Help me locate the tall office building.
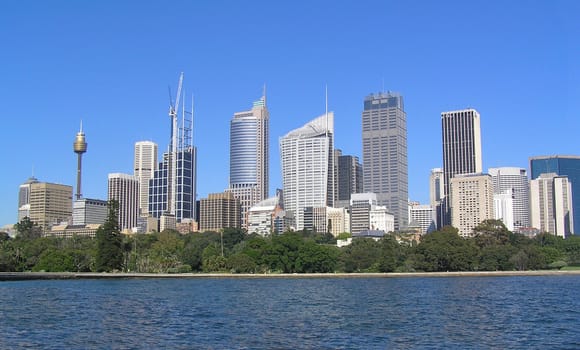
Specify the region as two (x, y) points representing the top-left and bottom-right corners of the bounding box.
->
(441, 109), (482, 226)
(449, 173), (494, 237)
(488, 167), (530, 230)
(27, 181), (73, 232)
(134, 141), (158, 216)
(430, 168), (444, 229)
(199, 192), (241, 231)
(229, 94), (269, 229)
(530, 156), (580, 235)
(17, 176), (39, 222)
(28, 182), (73, 232)
(149, 149), (197, 223)
(149, 74), (197, 225)
(530, 173), (574, 237)
(362, 92), (408, 230)
(108, 173), (139, 231)
(335, 149), (363, 207)
(280, 113), (334, 230)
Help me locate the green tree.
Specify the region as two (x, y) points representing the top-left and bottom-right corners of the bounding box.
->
(339, 238), (382, 272)
(14, 217), (41, 240)
(413, 226), (478, 272)
(227, 253), (257, 273)
(472, 219), (510, 248)
(95, 200), (123, 272)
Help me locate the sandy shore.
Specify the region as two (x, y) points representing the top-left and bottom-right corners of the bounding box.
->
(1, 270), (580, 281)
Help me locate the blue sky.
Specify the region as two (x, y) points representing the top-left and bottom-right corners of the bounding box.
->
(1, 1), (578, 227)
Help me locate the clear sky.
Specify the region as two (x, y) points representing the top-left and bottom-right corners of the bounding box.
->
(1, 1), (578, 227)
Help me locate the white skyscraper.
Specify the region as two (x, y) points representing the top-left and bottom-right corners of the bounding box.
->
(280, 112), (334, 230)
(108, 173), (139, 231)
(134, 141), (158, 216)
(488, 167), (530, 231)
(530, 173), (574, 237)
(229, 94), (269, 229)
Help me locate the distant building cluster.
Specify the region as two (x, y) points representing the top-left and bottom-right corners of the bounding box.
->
(13, 76), (580, 239)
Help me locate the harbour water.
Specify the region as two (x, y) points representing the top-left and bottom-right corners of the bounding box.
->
(1, 276), (579, 349)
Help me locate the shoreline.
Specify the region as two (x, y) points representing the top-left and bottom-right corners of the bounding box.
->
(2, 270), (580, 281)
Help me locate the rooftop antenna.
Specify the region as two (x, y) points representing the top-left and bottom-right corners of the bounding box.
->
(325, 84), (329, 137)
(263, 83), (267, 106)
(382, 77), (385, 94)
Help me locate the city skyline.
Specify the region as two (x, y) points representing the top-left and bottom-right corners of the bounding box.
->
(1, 1), (578, 227)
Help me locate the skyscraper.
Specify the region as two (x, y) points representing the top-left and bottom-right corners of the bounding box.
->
(17, 176), (39, 222)
(530, 155), (580, 235)
(280, 112), (334, 230)
(149, 148), (197, 223)
(148, 73), (197, 226)
(335, 149), (363, 206)
(362, 92), (408, 230)
(441, 108), (482, 226)
(449, 173), (494, 237)
(488, 167), (530, 231)
(430, 168), (444, 229)
(28, 181), (73, 233)
(134, 141), (158, 216)
(229, 94), (269, 229)
(530, 173), (574, 237)
(108, 173), (139, 231)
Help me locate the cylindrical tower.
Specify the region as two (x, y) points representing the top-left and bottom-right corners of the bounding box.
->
(73, 124), (88, 200)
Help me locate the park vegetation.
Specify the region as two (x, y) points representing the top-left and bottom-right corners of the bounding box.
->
(1, 218), (579, 274)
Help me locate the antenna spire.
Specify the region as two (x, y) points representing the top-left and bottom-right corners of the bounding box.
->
(263, 83), (267, 106)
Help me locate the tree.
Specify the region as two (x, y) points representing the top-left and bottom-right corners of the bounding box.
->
(14, 217), (41, 240)
(95, 200), (124, 272)
(413, 226), (478, 272)
(472, 219), (510, 248)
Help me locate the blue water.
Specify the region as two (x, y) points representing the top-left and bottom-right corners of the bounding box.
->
(1, 276), (579, 349)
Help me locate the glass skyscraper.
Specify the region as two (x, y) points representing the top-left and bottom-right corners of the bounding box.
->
(229, 95), (269, 229)
(362, 92), (408, 230)
(149, 148), (197, 223)
(530, 155), (580, 235)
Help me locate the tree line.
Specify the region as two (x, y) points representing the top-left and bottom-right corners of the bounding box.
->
(2, 212), (579, 273)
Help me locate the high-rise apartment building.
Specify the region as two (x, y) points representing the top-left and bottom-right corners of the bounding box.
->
(280, 113), (334, 230)
(488, 167), (530, 231)
(229, 95), (269, 229)
(17, 176), (39, 222)
(335, 149), (363, 207)
(199, 192), (241, 231)
(530, 173), (574, 237)
(27, 181), (73, 232)
(108, 173), (139, 231)
(449, 173), (493, 237)
(134, 141), (158, 216)
(362, 92), (408, 230)
(441, 109), (482, 227)
(530, 156), (580, 235)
